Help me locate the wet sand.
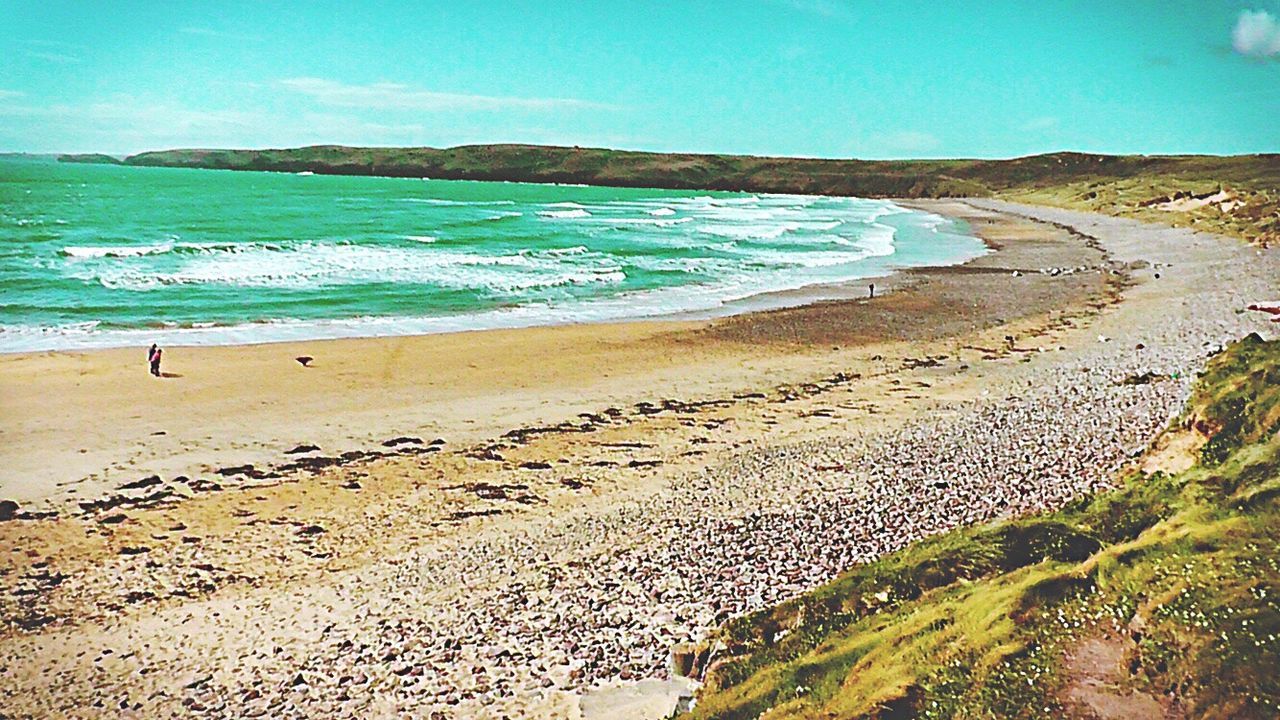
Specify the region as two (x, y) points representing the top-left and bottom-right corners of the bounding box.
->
(3, 200), (1273, 719)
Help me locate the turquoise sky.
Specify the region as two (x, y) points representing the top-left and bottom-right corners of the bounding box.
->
(1, 1), (1277, 158)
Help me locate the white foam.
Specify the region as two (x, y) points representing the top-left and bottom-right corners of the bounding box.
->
(63, 243), (174, 258)
(539, 245), (590, 257)
(851, 223), (897, 257)
(482, 211), (523, 221)
(537, 209), (591, 219)
(644, 207), (676, 216)
(400, 198), (516, 206)
(695, 224), (795, 241)
(596, 216), (693, 227)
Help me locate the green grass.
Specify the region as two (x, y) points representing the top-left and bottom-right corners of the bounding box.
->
(682, 334), (1280, 719)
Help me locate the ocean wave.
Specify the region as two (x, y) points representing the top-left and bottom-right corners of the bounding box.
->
(537, 209), (591, 219)
(63, 243), (175, 258)
(597, 216), (693, 227)
(851, 223), (898, 257)
(748, 248), (876, 268)
(499, 268), (626, 291)
(5, 184), (986, 352)
(62, 240), (288, 259)
(538, 245), (591, 257)
(72, 242), (639, 295)
(695, 224), (796, 241)
(400, 198), (516, 206)
(707, 196), (761, 206)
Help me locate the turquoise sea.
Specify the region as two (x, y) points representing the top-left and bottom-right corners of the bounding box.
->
(0, 157), (987, 352)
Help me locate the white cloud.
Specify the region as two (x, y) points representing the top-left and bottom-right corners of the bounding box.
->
(277, 77), (614, 113)
(0, 97), (438, 153)
(1232, 9), (1280, 58)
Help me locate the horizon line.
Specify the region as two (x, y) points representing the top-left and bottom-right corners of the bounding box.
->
(12, 143), (1279, 163)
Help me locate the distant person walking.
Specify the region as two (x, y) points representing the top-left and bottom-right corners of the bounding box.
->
(148, 344), (162, 377)
(868, 282), (875, 299)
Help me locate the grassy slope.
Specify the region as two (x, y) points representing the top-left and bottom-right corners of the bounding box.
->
(683, 334), (1280, 719)
(112, 146), (1280, 246)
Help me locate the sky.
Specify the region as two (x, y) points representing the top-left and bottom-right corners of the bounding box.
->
(1, 0), (1277, 158)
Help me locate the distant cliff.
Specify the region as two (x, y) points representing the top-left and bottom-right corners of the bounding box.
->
(57, 153), (122, 165)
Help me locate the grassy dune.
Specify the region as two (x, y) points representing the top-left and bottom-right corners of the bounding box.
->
(109, 145), (1280, 246)
(682, 334), (1280, 719)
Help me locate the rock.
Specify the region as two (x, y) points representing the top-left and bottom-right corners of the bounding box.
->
(382, 436), (424, 447)
(120, 475), (162, 491)
(285, 444), (321, 455)
(184, 674), (212, 689)
(669, 643), (708, 679)
(0, 499), (19, 521)
(627, 459), (663, 469)
(215, 465), (278, 480)
(297, 524), (326, 536)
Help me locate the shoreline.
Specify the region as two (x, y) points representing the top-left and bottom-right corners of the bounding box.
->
(0, 198), (984, 355)
(0, 263), (909, 355)
(3, 201), (1276, 719)
(0, 200), (1066, 511)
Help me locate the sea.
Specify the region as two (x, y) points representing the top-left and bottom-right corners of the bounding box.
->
(0, 157), (988, 352)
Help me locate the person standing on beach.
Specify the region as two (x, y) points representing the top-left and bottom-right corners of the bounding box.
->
(148, 344), (162, 377)
(869, 283), (875, 298)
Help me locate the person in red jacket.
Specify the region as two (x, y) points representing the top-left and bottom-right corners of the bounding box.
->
(148, 344), (163, 377)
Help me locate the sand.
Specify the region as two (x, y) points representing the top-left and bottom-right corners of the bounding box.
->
(0, 200), (1102, 513)
(1, 200), (1274, 719)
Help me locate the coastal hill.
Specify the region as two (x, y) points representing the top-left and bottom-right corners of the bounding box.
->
(56, 153), (122, 165)
(104, 145), (1280, 245)
(681, 334), (1280, 719)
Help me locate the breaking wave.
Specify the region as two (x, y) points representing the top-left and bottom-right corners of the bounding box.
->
(2, 167), (988, 352)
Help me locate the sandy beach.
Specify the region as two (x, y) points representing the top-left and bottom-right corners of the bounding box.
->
(0, 201), (1098, 512)
(1, 200), (1276, 719)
